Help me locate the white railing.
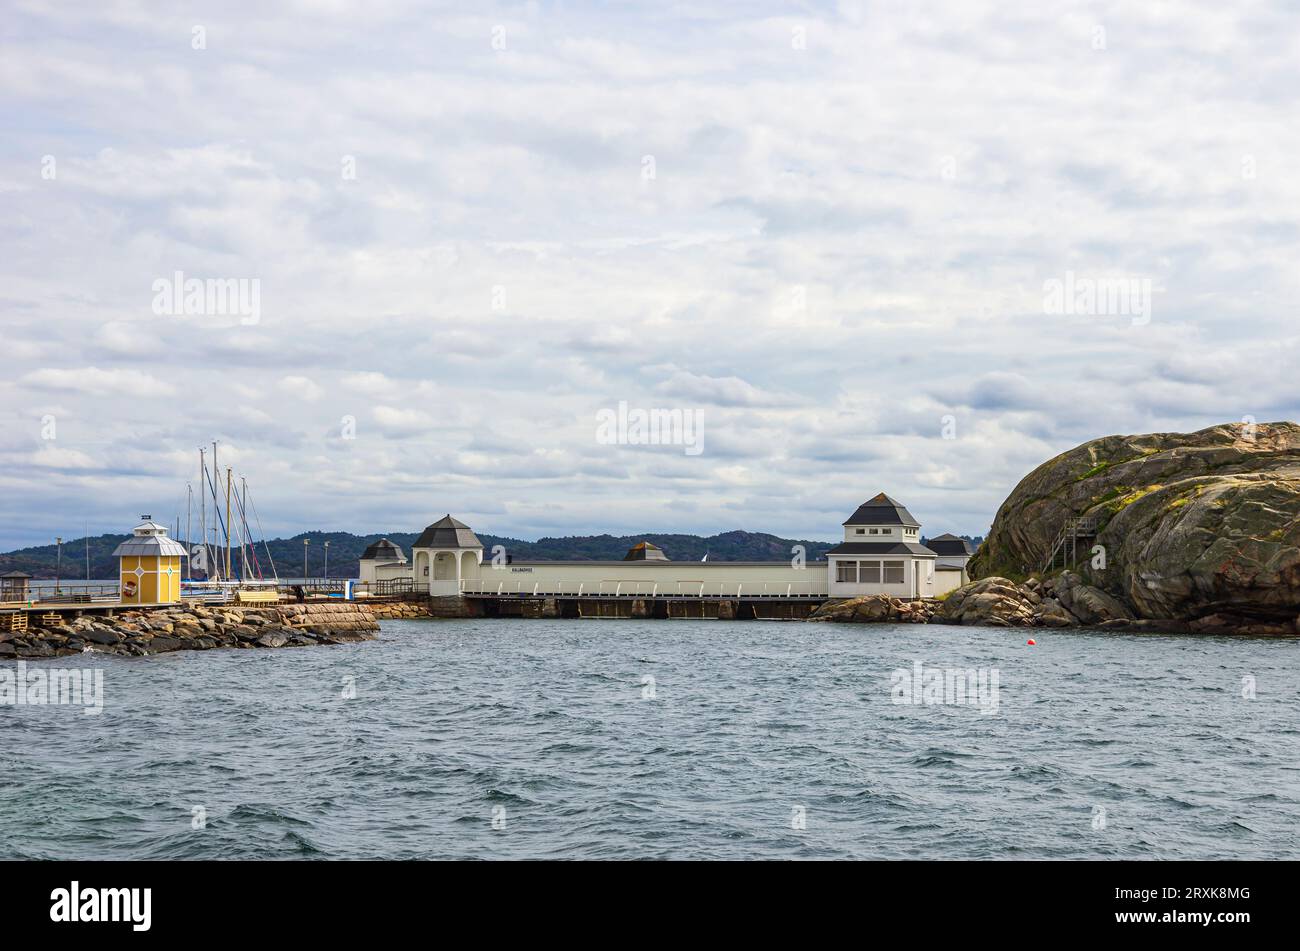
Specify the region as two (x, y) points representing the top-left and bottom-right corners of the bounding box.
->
(458, 579), (829, 598)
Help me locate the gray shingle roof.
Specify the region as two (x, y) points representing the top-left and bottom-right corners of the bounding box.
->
(825, 541), (937, 557)
(361, 538), (406, 562)
(925, 534), (974, 556)
(413, 515), (483, 550)
(842, 492), (921, 528)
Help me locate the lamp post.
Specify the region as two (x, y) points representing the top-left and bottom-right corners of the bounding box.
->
(324, 540), (330, 581)
(55, 536), (62, 599)
(303, 538), (310, 582)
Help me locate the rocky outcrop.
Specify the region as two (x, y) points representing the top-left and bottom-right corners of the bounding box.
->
(935, 572), (1134, 628)
(3, 602), (379, 660)
(809, 595), (936, 623)
(969, 421), (1300, 625)
(936, 578), (1038, 627)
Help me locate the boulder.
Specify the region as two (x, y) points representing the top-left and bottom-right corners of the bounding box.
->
(1061, 584), (1132, 625)
(1034, 597), (1078, 627)
(15, 640), (55, 658)
(936, 577), (1037, 626)
(256, 631), (289, 648)
(809, 595), (933, 623)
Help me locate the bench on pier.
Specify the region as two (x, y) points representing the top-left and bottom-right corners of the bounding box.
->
(235, 589), (281, 604)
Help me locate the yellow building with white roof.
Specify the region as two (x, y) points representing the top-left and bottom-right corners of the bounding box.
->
(112, 519), (185, 605)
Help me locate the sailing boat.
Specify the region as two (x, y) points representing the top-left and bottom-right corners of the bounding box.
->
(179, 443), (280, 603)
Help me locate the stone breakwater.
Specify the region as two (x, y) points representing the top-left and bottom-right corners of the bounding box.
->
(364, 600), (436, 620)
(0, 602), (379, 660)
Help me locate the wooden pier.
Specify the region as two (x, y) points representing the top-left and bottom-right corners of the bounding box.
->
(465, 593), (826, 621)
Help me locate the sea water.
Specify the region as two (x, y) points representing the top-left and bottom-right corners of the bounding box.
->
(1, 618), (1296, 859)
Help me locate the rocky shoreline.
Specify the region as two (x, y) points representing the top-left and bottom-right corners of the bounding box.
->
(364, 600), (436, 620)
(809, 571), (1298, 635)
(809, 596), (937, 624)
(0, 602), (380, 660)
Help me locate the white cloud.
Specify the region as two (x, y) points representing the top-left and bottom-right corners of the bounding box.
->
(28, 445), (100, 469)
(372, 405), (434, 437)
(21, 367), (177, 396)
(2, 1), (1298, 548)
(277, 376), (324, 401)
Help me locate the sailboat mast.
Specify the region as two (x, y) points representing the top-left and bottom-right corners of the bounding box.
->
(211, 441), (222, 582)
(185, 483), (192, 580)
(199, 448), (208, 581)
(241, 477), (250, 578)
(225, 466), (233, 581)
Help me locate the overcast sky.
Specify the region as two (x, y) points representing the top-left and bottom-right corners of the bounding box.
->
(2, 1), (1298, 550)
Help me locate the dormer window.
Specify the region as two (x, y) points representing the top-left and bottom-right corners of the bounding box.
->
(868, 528), (879, 535)
(855, 528), (865, 535)
(881, 528), (891, 534)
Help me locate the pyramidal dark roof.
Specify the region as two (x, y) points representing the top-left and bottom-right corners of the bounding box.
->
(926, 533), (974, 556)
(843, 493), (921, 528)
(413, 515), (483, 549)
(361, 538), (406, 562)
(623, 541), (669, 561)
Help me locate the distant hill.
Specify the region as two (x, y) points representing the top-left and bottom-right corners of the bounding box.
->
(0, 529), (983, 580)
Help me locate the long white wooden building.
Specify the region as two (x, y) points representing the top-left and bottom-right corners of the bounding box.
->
(360, 494), (972, 602)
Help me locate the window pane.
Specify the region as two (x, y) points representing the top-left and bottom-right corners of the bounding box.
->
(884, 560), (905, 584)
(860, 561), (881, 583)
(836, 561), (858, 583)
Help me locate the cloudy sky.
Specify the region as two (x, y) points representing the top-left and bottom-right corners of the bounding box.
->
(3, 1), (1298, 550)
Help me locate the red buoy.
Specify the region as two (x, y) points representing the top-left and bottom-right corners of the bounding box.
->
(1027, 638), (1036, 646)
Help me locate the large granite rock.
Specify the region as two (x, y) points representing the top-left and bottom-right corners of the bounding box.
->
(809, 595), (935, 623)
(969, 422), (1300, 623)
(936, 577), (1037, 626)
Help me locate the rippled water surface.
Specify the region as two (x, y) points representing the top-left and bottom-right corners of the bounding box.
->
(2, 618), (1297, 859)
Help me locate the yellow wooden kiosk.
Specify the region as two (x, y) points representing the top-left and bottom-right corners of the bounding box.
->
(112, 518), (185, 605)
